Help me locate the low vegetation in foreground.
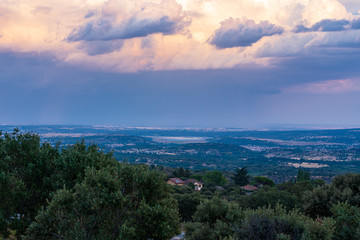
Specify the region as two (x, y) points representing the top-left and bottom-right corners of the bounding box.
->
(1, 130), (360, 239)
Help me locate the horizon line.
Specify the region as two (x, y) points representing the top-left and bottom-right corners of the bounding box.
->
(1, 123), (360, 131)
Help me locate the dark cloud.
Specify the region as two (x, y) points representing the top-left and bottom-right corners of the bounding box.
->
(68, 3), (190, 56)
(294, 18), (360, 33)
(68, 16), (190, 42)
(117, 16), (186, 38)
(311, 19), (349, 31)
(209, 18), (284, 48)
(79, 40), (124, 56)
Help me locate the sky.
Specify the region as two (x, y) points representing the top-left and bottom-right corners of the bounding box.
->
(1, 0), (360, 128)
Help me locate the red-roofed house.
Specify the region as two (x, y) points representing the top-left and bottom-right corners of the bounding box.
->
(240, 185), (258, 192)
(167, 178), (184, 186)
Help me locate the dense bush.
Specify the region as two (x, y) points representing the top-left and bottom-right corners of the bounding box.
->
(187, 200), (334, 240)
(0, 130), (180, 239)
(185, 198), (243, 240)
(25, 165), (180, 240)
(331, 202), (360, 240)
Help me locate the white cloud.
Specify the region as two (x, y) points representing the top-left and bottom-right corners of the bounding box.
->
(338, 0), (360, 13)
(255, 32), (317, 58)
(301, 0), (349, 26)
(285, 78), (360, 93)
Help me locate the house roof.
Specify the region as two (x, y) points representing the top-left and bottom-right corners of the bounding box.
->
(240, 185), (258, 191)
(168, 178), (184, 184)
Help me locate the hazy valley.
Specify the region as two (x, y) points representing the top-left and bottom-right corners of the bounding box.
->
(2, 125), (360, 183)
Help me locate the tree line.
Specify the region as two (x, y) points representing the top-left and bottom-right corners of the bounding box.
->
(2, 130), (360, 239)
(170, 166), (360, 240)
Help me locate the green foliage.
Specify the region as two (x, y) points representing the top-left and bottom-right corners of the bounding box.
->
(4, 129), (360, 239)
(185, 198), (243, 240)
(185, 168), (191, 178)
(178, 167), (185, 177)
(302, 186), (331, 218)
(203, 170), (227, 186)
(187, 200), (334, 240)
(254, 176), (275, 187)
(329, 173), (360, 207)
(192, 198), (241, 226)
(173, 185), (194, 194)
(302, 173), (360, 218)
(240, 205), (334, 240)
(331, 202), (360, 240)
(183, 171), (360, 239)
(25, 164), (180, 240)
(301, 217), (334, 240)
(297, 169), (310, 182)
(190, 174), (203, 181)
(0, 130), (59, 237)
(232, 167), (250, 186)
(52, 141), (117, 190)
(174, 192), (202, 222)
(240, 205), (305, 240)
(311, 179), (325, 187)
(241, 186), (299, 210)
(221, 186), (246, 202)
(277, 180), (314, 200)
(185, 222), (217, 240)
(276, 233), (291, 240)
(172, 167), (191, 178)
(0, 130), (181, 239)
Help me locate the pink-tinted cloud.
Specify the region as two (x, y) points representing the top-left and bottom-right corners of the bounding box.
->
(294, 19), (351, 32)
(0, 0), (357, 73)
(285, 79), (360, 94)
(294, 17), (360, 32)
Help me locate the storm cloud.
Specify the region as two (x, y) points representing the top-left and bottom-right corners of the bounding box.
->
(67, 0), (190, 42)
(209, 18), (284, 48)
(295, 19), (350, 32)
(68, 16), (190, 42)
(295, 18), (360, 33)
(79, 40), (124, 56)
